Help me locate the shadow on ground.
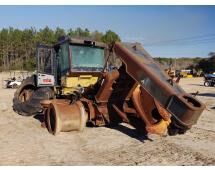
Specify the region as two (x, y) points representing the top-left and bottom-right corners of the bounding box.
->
(196, 93), (215, 97)
(108, 124), (153, 143)
(211, 106), (215, 110)
(33, 114), (44, 123)
(189, 84), (204, 87)
(34, 113), (152, 142)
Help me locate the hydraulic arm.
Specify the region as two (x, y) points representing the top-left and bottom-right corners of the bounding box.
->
(113, 42), (205, 134)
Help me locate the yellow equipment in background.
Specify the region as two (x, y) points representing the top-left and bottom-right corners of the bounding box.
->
(180, 69), (193, 78)
(187, 74), (193, 78)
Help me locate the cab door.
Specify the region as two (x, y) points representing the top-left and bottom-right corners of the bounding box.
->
(36, 45), (55, 87)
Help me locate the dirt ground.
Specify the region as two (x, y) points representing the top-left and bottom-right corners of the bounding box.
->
(0, 72), (215, 165)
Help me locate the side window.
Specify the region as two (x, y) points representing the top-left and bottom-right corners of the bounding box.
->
(59, 43), (70, 74)
(37, 46), (53, 74)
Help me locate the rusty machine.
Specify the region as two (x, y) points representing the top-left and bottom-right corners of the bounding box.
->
(13, 37), (205, 136)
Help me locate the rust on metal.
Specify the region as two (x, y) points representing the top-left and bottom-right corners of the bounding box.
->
(19, 89), (33, 102)
(44, 99), (88, 135)
(131, 86), (171, 135)
(95, 70), (119, 103)
(154, 99), (171, 121)
(132, 86), (156, 126)
(113, 42), (205, 131)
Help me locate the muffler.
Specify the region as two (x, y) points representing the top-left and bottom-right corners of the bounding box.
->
(42, 99), (88, 135)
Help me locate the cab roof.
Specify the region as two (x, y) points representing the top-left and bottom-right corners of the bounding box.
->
(54, 36), (107, 49)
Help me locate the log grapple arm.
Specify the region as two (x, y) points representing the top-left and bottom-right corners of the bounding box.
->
(113, 42), (205, 134)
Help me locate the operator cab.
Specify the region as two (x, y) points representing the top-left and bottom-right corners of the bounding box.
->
(56, 38), (106, 75)
(36, 36), (107, 95)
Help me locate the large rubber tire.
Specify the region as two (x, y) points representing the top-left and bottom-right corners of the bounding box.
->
(13, 75), (54, 116)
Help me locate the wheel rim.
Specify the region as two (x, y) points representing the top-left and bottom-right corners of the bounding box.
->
(19, 89), (34, 102)
(12, 84), (18, 88)
(205, 82), (209, 86)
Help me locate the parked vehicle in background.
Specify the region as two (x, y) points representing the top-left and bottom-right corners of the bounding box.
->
(3, 77), (22, 88)
(180, 69), (193, 78)
(195, 70), (204, 77)
(204, 74), (215, 87)
(1, 71), (32, 89)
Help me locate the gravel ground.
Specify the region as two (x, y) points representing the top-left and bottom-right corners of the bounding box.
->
(0, 72), (214, 165)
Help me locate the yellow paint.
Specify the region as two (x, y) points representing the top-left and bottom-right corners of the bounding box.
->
(62, 87), (78, 95)
(146, 119), (171, 136)
(61, 75), (99, 95)
(180, 72), (187, 78)
(187, 74), (193, 78)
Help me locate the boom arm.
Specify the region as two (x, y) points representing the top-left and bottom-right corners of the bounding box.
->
(113, 42), (205, 131)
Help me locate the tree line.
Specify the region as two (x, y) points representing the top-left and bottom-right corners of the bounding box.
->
(196, 54), (215, 74)
(0, 26), (214, 74)
(155, 55), (215, 74)
(0, 27), (121, 71)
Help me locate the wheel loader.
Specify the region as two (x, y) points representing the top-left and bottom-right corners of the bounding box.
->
(13, 36), (205, 136)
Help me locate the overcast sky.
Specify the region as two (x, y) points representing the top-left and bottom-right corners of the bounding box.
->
(0, 5), (214, 57)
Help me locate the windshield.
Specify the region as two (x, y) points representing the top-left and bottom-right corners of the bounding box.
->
(70, 45), (105, 71)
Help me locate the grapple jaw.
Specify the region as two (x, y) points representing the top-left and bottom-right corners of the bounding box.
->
(166, 94), (205, 135)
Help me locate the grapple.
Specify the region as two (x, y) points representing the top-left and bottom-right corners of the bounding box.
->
(114, 42), (205, 133)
